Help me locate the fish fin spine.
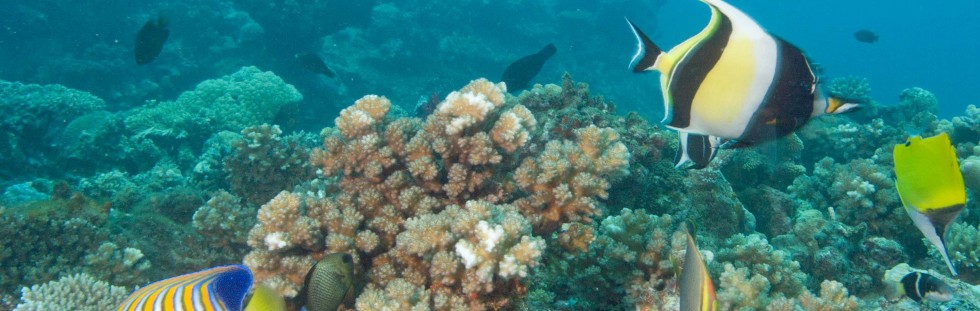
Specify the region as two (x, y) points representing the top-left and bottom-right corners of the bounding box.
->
(626, 18), (663, 73)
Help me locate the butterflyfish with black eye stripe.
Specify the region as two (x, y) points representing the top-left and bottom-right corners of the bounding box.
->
(680, 231), (718, 311)
(116, 264), (285, 311)
(627, 0), (859, 169)
(893, 132), (966, 276)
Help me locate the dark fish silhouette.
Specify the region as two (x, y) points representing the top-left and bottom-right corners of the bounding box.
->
(853, 30), (878, 43)
(295, 52), (336, 77)
(501, 43), (556, 91)
(134, 16), (169, 65)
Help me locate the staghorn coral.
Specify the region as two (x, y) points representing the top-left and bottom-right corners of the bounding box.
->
(224, 124), (315, 205)
(13, 273), (128, 311)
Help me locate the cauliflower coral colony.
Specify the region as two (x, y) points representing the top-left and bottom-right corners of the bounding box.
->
(3, 69), (980, 310)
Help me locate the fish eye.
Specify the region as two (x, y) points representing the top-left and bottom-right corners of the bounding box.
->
(342, 254), (352, 263)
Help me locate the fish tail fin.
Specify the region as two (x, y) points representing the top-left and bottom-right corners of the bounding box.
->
(937, 234), (958, 276)
(675, 132), (719, 169)
(626, 18), (662, 73)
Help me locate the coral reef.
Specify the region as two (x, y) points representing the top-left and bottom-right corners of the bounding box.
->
(224, 124), (316, 205)
(713, 233), (807, 309)
(12, 273), (128, 311)
(826, 76), (872, 104)
(0, 80), (106, 180)
(124, 66), (302, 166)
(244, 79), (627, 309)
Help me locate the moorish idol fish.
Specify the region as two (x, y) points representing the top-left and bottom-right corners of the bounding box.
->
(501, 43), (557, 92)
(676, 132), (721, 169)
(900, 271), (954, 302)
(627, 0), (859, 168)
(893, 132), (966, 276)
(295, 52), (336, 77)
(135, 15), (170, 65)
(680, 231), (718, 311)
(296, 253), (355, 311)
(116, 264), (285, 311)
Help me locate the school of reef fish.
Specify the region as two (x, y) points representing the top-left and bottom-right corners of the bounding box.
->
(1, 0), (980, 310)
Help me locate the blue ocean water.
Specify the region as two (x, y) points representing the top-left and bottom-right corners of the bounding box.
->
(1, 0), (979, 310)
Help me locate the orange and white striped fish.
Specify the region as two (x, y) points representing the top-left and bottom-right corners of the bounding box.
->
(117, 265), (252, 311)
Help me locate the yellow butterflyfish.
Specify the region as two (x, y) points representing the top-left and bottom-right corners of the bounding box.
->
(893, 132), (966, 276)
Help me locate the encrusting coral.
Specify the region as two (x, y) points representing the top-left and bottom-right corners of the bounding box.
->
(244, 78), (628, 309)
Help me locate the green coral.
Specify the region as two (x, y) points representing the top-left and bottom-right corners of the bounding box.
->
(826, 76), (872, 104)
(0, 80), (107, 178)
(224, 124), (316, 205)
(942, 222), (980, 277)
(124, 66), (302, 143)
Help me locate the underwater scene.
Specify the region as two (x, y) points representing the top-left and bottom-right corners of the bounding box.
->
(2, 0), (979, 310)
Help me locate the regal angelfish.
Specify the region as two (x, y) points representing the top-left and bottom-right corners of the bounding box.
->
(627, 0), (859, 169)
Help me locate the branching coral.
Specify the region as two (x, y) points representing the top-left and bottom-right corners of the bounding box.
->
(713, 233), (807, 308)
(224, 124), (315, 205)
(245, 78), (627, 310)
(192, 190), (256, 263)
(13, 273), (128, 311)
(513, 125), (629, 234)
(941, 222), (980, 277)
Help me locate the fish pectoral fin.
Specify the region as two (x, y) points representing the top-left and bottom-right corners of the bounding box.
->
(626, 18), (663, 73)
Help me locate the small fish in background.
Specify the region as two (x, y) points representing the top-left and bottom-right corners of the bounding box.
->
(853, 29), (879, 43)
(501, 43), (557, 92)
(893, 132), (966, 276)
(296, 253), (355, 311)
(116, 264), (285, 311)
(627, 0), (860, 169)
(680, 229), (718, 311)
(295, 52), (336, 77)
(134, 15), (170, 65)
(900, 272), (954, 302)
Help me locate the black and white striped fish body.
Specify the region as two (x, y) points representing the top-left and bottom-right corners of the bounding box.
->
(628, 0), (858, 148)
